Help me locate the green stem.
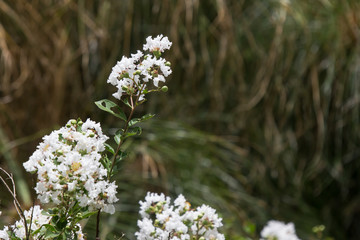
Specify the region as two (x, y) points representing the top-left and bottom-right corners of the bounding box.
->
(108, 83), (146, 179)
(97, 85), (145, 239)
(108, 95), (135, 178)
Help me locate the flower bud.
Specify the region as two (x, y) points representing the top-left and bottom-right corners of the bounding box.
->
(153, 50), (161, 58)
(165, 61), (171, 67)
(147, 206), (155, 213)
(156, 204), (162, 211)
(154, 219), (160, 227)
(151, 70), (158, 77)
(161, 86), (168, 92)
(122, 72), (130, 78)
(134, 70), (142, 75)
(70, 119), (77, 125)
(198, 212), (204, 219)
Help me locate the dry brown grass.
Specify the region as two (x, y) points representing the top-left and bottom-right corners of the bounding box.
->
(1, 0), (360, 239)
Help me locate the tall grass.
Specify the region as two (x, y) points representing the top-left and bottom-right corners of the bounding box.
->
(0, 0), (359, 239)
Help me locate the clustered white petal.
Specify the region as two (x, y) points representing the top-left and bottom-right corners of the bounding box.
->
(260, 220), (301, 240)
(0, 205), (50, 239)
(0, 205), (85, 240)
(135, 192), (225, 240)
(107, 35), (172, 100)
(0, 226), (9, 240)
(23, 119), (118, 214)
(143, 34), (172, 53)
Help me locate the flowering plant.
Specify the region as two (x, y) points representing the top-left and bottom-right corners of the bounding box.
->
(1, 35), (222, 240)
(23, 118), (117, 214)
(136, 192), (225, 240)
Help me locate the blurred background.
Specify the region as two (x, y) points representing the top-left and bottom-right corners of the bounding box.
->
(0, 0), (359, 239)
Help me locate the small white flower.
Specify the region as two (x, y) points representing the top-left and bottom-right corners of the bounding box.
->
(197, 205), (223, 229)
(107, 35), (172, 100)
(135, 218), (156, 240)
(23, 119), (118, 214)
(0, 225), (9, 240)
(261, 220), (301, 240)
(0, 206), (51, 239)
(136, 192), (225, 240)
(143, 34), (172, 53)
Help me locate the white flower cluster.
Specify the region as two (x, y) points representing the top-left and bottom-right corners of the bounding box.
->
(107, 35), (172, 101)
(135, 192), (225, 240)
(23, 119), (118, 214)
(260, 220), (301, 240)
(0, 205), (84, 240)
(0, 205), (49, 240)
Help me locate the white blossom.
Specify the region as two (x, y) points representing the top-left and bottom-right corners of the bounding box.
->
(0, 226), (9, 240)
(261, 220), (301, 240)
(135, 192), (225, 240)
(107, 35), (172, 100)
(0, 206), (79, 240)
(23, 119), (118, 214)
(0, 205), (86, 240)
(143, 34), (172, 53)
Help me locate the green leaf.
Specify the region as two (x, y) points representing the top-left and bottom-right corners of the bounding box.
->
(104, 143), (115, 154)
(113, 127), (141, 143)
(80, 210), (97, 219)
(55, 217), (67, 230)
(95, 99), (127, 121)
(136, 98), (147, 106)
(121, 98), (132, 108)
(115, 151), (127, 164)
(129, 113), (155, 127)
(114, 129), (122, 145)
(123, 127), (142, 139)
(100, 155), (111, 170)
(41, 224), (59, 239)
(60, 232), (67, 240)
(110, 151), (128, 176)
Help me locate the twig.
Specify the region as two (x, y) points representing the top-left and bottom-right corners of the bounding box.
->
(95, 209), (101, 240)
(0, 167), (29, 239)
